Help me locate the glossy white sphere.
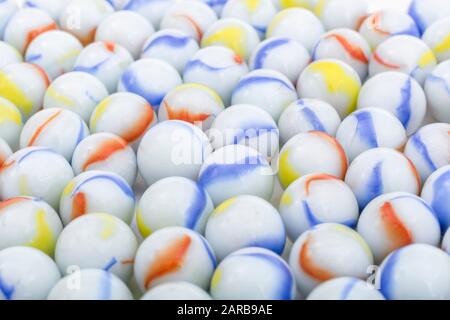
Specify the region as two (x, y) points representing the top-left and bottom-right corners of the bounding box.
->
(221, 0), (277, 39)
(312, 28), (371, 80)
(0, 147), (74, 208)
(421, 165), (450, 232)
(160, 1), (218, 43)
(137, 120), (212, 186)
(345, 148), (421, 210)
(136, 176), (213, 237)
(24, 0), (70, 20)
(134, 226), (216, 291)
(277, 131), (348, 189)
(59, 0), (114, 46)
(210, 247), (295, 300)
(4, 8), (57, 54)
(198, 144), (274, 206)
(117, 58), (182, 110)
(183, 46), (249, 106)
(357, 71), (426, 135)
(278, 99), (341, 145)
(43, 72), (109, 123)
(307, 277), (385, 300)
(289, 223), (373, 297)
(59, 171), (135, 225)
(47, 269), (133, 300)
(73, 41), (134, 93)
(0, 246), (60, 300)
(369, 35), (437, 86)
(25, 30), (83, 80)
(0, 197), (63, 256)
(90, 92), (157, 146)
(0, 0), (18, 40)
(205, 195), (286, 261)
(55, 213), (138, 282)
(0, 62), (50, 121)
(297, 59), (361, 119)
(358, 10), (419, 49)
(141, 29), (199, 73)
(357, 192), (441, 263)
(230, 69), (297, 121)
(141, 282), (212, 300)
(122, 0), (174, 27)
(422, 17), (450, 62)
(336, 108), (407, 162)
(0, 138), (12, 166)
(279, 173), (359, 242)
(376, 244), (450, 300)
(209, 104), (279, 159)
(71, 133), (137, 186)
(317, 0), (367, 31)
(0, 41), (22, 69)
(159, 83), (224, 130)
(201, 18), (260, 61)
(249, 37), (310, 84)
(266, 8), (325, 53)
(95, 10), (154, 59)
(404, 123), (450, 182)
(20, 108), (89, 161)
(0, 97), (23, 151)
(424, 60), (450, 122)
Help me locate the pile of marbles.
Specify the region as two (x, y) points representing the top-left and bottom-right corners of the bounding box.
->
(0, 0), (449, 300)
